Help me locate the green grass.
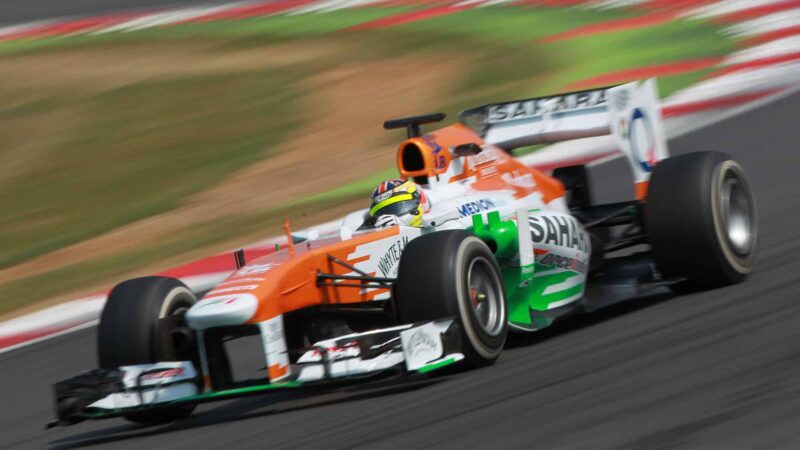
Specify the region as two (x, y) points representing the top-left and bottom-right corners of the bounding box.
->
(0, 5), (737, 314)
(0, 175), (375, 315)
(0, 69), (302, 269)
(395, 7), (735, 98)
(546, 18), (735, 95)
(398, 6), (634, 43)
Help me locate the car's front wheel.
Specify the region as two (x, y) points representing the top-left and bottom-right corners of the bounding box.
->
(97, 276), (202, 424)
(394, 230), (508, 367)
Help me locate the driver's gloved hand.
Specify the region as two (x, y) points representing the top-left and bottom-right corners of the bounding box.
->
(375, 215), (401, 228)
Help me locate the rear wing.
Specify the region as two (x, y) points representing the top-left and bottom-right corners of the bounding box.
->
(459, 79), (668, 193)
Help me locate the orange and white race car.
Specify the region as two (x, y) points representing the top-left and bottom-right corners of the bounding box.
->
(50, 80), (757, 427)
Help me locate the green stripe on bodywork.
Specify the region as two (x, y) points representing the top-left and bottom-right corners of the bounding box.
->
(468, 211), (586, 330)
(176, 380), (303, 403)
(417, 357), (458, 374)
(504, 263), (584, 328)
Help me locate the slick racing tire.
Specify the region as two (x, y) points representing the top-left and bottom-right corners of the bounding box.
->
(646, 151), (757, 288)
(98, 276), (201, 424)
(395, 230), (508, 367)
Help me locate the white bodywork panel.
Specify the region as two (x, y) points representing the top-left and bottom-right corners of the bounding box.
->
(88, 361), (198, 410)
(461, 79), (669, 183)
(259, 315), (292, 382)
(295, 319), (462, 382)
(400, 320), (450, 371)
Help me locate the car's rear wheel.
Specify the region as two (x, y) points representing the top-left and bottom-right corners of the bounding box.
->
(646, 151), (757, 288)
(98, 276), (202, 424)
(394, 230), (508, 367)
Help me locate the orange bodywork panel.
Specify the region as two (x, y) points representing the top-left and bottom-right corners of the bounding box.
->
(634, 180), (649, 200)
(204, 227), (401, 323)
(397, 124), (564, 203)
(397, 124), (480, 179)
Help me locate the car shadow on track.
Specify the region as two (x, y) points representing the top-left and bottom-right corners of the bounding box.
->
(48, 292), (675, 449)
(47, 376), (448, 449)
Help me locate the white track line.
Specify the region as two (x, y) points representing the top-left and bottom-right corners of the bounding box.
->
(688, 0), (792, 19)
(478, 0), (518, 7)
(0, 320), (99, 355)
(588, 1), (651, 10)
(666, 82), (800, 141)
(668, 63), (800, 105)
(321, 0), (390, 13)
(0, 295), (106, 337)
(724, 9), (800, 37)
(97, 5), (235, 33)
(725, 35), (800, 64)
(288, 0), (358, 15)
(454, 0), (491, 7)
(0, 20), (56, 37)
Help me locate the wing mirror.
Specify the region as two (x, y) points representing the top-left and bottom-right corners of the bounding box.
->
(451, 143), (482, 157)
(423, 208), (462, 229)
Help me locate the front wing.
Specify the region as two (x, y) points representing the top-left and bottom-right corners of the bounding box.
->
(49, 319), (462, 427)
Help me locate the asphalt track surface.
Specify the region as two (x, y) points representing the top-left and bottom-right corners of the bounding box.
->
(0, 0), (243, 25)
(2, 92), (800, 449)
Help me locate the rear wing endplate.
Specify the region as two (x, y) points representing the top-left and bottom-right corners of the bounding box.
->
(459, 79), (668, 190)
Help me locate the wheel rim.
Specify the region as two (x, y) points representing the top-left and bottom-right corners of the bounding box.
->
(720, 169), (755, 257)
(466, 257), (505, 337)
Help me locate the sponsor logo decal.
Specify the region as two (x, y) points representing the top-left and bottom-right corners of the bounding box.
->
(400, 323), (445, 370)
(310, 342), (360, 361)
(528, 214), (589, 254)
(376, 236), (410, 277)
(539, 253), (587, 273)
(480, 166), (498, 177)
(501, 172), (536, 189)
(468, 146), (499, 166)
(141, 367), (185, 381)
(487, 90), (607, 123)
(197, 295), (247, 308)
(407, 329), (438, 357)
(423, 135), (446, 170)
(627, 107), (657, 172)
(374, 191), (393, 202)
(206, 285), (258, 296)
(198, 298), (228, 309)
(457, 198), (497, 217)
(611, 89), (630, 111)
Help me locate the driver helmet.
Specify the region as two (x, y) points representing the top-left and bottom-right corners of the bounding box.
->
(367, 179), (430, 228)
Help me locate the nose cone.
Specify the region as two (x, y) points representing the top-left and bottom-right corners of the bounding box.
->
(185, 294), (258, 330)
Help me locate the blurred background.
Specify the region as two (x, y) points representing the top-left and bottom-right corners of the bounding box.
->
(3, 1), (800, 449)
(0, 0), (751, 317)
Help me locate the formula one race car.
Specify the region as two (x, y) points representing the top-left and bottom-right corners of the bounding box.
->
(49, 79), (757, 427)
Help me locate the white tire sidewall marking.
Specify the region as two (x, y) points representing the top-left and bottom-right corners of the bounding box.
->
(710, 160), (756, 274)
(454, 236), (506, 360)
(158, 286), (197, 319)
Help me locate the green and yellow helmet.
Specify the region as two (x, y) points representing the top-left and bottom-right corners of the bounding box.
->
(367, 179), (429, 228)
